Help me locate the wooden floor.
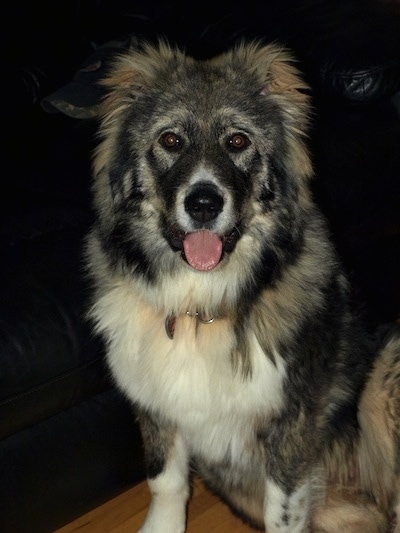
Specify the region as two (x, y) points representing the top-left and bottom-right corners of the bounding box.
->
(55, 477), (256, 533)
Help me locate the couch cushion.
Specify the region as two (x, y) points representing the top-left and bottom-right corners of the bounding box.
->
(0, 389), (145, 533)
(0, 225), (111, 439)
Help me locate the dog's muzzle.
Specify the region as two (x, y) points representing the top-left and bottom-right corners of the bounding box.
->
(167, 183), (241, 272)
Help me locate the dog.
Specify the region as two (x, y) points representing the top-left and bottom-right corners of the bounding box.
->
(85, 41), (400, 532)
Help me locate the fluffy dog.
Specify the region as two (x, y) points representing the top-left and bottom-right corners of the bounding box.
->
(86, 41), (400, 532)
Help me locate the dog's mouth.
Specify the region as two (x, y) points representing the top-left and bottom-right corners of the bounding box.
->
(167, 226), (241, 271)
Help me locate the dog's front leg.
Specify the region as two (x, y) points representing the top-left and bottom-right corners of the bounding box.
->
(138, 413), (190, 533)
(263, 475), (312, 533)
(261, 416), (317, 533)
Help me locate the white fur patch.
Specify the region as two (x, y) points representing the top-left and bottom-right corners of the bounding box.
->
(140, 434), (189, 533)
(264, 477), (311, 532)
(91, 276), (287, 467)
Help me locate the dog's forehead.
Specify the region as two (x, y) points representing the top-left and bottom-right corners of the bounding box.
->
(200, 60), (250, 84)
(148, 63), (267, 133)
(171, 61), (255, 101)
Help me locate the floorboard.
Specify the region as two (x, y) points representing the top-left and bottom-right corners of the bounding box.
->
(55, 478), (256, 532)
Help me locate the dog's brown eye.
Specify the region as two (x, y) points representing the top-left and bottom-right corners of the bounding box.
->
(160, 132), (182, 151)
(227, 133), (250, 151)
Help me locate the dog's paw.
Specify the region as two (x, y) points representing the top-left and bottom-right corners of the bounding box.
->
(138, 499), (186, 533)
(138, 515), (186, 533)
(264, 478), (311, 533)
(138, 521), (185, 533)
(138, 520), (185, 533)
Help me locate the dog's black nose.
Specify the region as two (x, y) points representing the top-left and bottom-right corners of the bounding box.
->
(184, 185), (224, 223)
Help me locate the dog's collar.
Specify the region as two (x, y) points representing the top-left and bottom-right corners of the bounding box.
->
(165, 311), (216, 339)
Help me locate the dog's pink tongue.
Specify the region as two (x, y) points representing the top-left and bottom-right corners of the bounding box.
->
(183, 231), (223, 271)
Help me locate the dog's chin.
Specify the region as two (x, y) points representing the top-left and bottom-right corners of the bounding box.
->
(166, 225), (242, 272)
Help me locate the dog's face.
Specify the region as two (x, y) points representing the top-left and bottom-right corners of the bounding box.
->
(91, 42), (313, 300)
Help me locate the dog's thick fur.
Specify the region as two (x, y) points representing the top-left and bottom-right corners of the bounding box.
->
(86, 41), (400, 532)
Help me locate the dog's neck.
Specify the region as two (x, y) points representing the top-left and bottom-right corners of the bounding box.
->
(165, 311), (217, 339)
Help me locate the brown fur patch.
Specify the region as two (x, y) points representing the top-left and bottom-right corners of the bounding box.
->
(358, 335), (400, 513)
(312, 487), (388, 532)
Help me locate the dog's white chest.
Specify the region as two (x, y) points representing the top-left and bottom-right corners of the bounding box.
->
(103, 297), (287, 443)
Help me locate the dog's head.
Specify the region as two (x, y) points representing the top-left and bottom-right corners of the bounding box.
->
(91, 41), (314, 300)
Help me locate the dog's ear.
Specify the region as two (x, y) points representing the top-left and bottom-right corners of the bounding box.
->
(254, 43), (310, 105)
(253, 43), (313, 181)
(99, 41), (186, 116)
(212, 42), (309, 105)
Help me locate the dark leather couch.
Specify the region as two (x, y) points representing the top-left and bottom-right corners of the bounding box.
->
(1, 1), (400, 532)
